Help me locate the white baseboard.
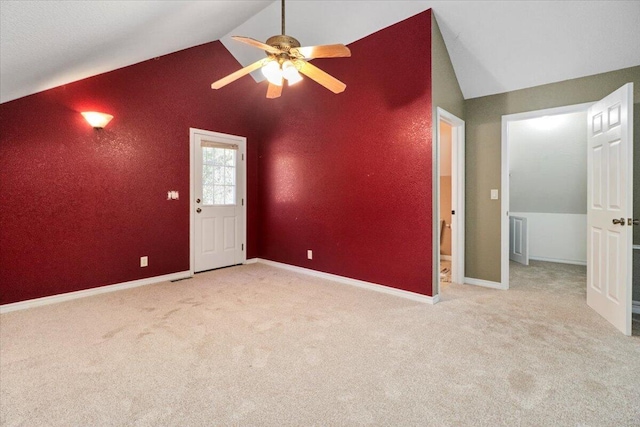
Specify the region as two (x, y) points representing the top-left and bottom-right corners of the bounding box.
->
(464, 277), (508, 290)
(440, 255), (452, 261)
(255, 258), (438, 304)
(528, 256), (586, 266)
(633, 301), (640, 315)
(0, 271), (191, 314)
(244, 258), (258, 264)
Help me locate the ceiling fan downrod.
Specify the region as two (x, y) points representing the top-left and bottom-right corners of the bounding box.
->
(281, 0), (286, 35)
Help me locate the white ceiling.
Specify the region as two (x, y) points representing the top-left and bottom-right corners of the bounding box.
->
(2, 1), (639, 104)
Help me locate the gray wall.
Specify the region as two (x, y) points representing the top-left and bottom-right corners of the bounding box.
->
(509, 111), (587, 214)
(464, 65), (640, 284)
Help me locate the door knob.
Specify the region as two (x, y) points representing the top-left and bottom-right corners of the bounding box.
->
(629, 218), (640, 226)
(196, 208), (202, 214)
(612, 218), (625, 225)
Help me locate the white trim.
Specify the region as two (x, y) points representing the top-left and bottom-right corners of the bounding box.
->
(464, 277), (508, 290)
(255, 259), (438, 304)
(189, 128), (247, 276)
(501, 102), (594, 290)
(244, 258), (258, 264)
(435, 108), (465, 298)
(633, 301), (640, 315)
(528, 256), (587, 266)
(0, 271), (191, 314)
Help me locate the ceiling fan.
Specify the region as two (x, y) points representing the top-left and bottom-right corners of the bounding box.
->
(211, 0), (351, 99)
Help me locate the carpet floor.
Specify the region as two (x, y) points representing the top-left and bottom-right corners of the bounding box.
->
(1, 261), (639, 426)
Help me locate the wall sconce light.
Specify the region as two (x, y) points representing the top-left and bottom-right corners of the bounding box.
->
(81, 111), (113, 129)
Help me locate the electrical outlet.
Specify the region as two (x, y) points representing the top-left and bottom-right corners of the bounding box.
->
(307, 250), (313, 260)
(491, 189), (499, 200)
(140, 256), (148, 267)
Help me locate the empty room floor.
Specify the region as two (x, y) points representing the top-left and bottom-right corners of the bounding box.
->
(1, 261), (639, 426)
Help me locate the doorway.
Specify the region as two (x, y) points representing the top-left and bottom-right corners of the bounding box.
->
(190, 128), (247, 274)
(434, 108), (465, 297)
(501, 102), (593, 289)
(501, 83), (635, 335)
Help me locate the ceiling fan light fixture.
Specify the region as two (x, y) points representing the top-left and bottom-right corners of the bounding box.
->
(282, 60), (302, 85)
(261, 61), (283, 86)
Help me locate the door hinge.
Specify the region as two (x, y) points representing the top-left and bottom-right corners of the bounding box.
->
(242, 153), (244, 161)
(242, 198), (244, 206)
(241, 244), (244, 251)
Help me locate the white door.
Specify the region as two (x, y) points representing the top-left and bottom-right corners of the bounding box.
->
(509, 216), (529, 265)
(192, 130), (246, 273)
(586, 83), (633, 335)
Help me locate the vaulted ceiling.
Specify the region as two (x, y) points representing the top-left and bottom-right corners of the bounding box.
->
(1, 1), (639, 104)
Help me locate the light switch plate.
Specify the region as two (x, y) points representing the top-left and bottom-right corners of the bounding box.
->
(491, 189), (499, 200)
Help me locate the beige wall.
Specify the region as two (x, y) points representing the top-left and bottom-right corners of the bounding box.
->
(464, 66), (640, 284)
(431, 11), (465, 289)
(431, 12), (464, 119)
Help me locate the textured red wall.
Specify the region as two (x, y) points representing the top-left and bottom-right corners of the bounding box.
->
(1, 9), (434, 304)
(0, 41), (264, 304)
(256, 11), (434, 295)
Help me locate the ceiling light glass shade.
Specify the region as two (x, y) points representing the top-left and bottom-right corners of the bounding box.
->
(282, 60), (302, 85)
(261, 61), (283, 86)
(81, 111), (113, 129)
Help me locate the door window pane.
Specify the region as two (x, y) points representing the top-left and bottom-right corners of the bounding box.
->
(202, 147), (236, 205)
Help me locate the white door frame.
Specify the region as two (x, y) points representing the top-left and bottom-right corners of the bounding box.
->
(500, 102), (594, 289)
(189, 128), (247, 276)
(434, 108), (465, 297)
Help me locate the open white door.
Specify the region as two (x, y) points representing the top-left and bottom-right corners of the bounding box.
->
(509, 216), (529, 265)
(586, 83), (633, 335)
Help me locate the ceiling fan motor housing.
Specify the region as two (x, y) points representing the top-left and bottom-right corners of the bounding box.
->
(266, 35), (301, 53)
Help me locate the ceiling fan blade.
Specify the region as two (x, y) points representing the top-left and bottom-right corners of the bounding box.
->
(290, 44), (351, 59)
(266, 82), (283, 99)
(211, 58), (270, 90)
(297, 61), (346, 94)
(232, 36), (283, 54)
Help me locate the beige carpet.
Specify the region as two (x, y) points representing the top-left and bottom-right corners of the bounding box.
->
(1, 261), (639, 426)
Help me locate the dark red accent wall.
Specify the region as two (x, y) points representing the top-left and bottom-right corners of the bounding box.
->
(256, 11), (434, 295)
(0, 42), (265, 304)
(0, 9), (435, 305)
